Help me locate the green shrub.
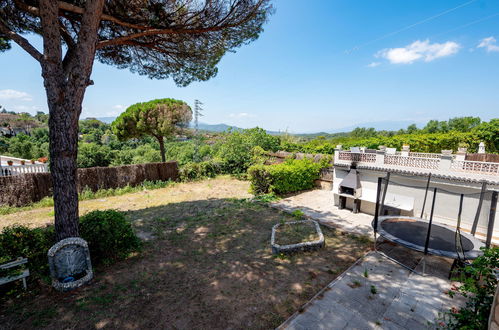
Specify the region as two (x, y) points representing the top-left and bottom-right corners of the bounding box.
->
(79, 210), (141, 264)
(0, 210), (141, 287)
(441, 247), (499, 329)
(0, 226), (54, 280)
(179, 161), (222, 181)
(248, 158), (325, 195)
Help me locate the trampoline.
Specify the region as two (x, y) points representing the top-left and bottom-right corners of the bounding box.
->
(374, 216), (484, 260)
(371, 174), (498, 274)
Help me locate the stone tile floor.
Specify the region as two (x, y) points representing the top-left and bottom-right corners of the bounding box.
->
(279, 249), (465, 330)
(273, 190), (467, 329)
(271, 190), (374, 236)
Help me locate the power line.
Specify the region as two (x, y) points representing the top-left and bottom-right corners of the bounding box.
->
(431, 11), (499, 39)
(345, 0), (478, 54)
(194, 99), (204, 163)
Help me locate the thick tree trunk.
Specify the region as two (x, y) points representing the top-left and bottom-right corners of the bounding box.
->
(158, 136), (166, 162)
(38, 0), (105, 242)
(48, 99), (81, 241)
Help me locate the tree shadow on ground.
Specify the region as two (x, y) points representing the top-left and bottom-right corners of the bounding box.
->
(1, 198), (372, 330)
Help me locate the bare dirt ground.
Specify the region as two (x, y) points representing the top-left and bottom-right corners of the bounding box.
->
(0, 179), (371, 329)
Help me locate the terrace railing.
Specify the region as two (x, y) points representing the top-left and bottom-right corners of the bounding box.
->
(338, 151), (376, 163)
(0, 164), (49, 177)
(335, 150), (498, 176)
(451, 160), (499, 175)
(384, 154), (440, 170)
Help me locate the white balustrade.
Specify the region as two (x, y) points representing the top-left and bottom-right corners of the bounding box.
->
(0, 164), (49, 177)
(337, 149), (498, 177)
(451, 160), (499, 175)
(384, 155), (440, 170)
(337, 151), (376, 163)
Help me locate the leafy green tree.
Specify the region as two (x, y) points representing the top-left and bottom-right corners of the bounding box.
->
(215, 127), (280, 173)
(423, 120), (449, 133)
(6, 133), (34, 159)
(0, 37), (10, 51)
(112, 99), (192, 162)
(473, 119), (499, 153)
(448, 116), (481, 132)
(406, 124), (419, 134)
(34, 111), (49, 124)
(350, 127), (377, 138)
(31, 128), (49, 143)
(77, 143), (112, 168)
(0, 0), (271, 240)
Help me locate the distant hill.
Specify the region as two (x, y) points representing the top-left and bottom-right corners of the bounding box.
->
(326, 120), (420, 134)
(93, 117), (117, 124)
(193, 122), (243, 132)
(93, 118), (245, 132)
(89, 118), (421, 135)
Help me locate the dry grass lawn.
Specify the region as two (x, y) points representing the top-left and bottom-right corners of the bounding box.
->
(0, 176), (252, 231)
(0, 177), (371, 329)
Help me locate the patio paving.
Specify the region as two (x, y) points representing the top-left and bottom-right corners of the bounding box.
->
(279, 249), (466, 330)
(271, 189), (374, 236)
(273, 189), (467, 329)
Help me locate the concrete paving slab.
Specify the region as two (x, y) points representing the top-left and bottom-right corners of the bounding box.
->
(279, 252), (465, 330)
(271, 190), (373, 236)
(274, 189), (468, 330)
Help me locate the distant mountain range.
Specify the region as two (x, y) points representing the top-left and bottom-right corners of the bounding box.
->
(93, 117), (117, 124)
(326, 120), (420, 133)
(92, 117), (420, 135)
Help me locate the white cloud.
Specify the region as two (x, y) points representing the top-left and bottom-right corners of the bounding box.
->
(367, 62), (381, 68)
(0, 89), (32, 101)
(477, 37), (499, 52)
(377, 39), (460, 64)
(229, 112), (254, 119)
(113, 104), (126, 110)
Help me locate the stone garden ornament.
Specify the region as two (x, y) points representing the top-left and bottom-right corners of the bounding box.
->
(48, 237), (93, 292)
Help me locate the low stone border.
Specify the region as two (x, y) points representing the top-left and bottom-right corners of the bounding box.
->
(271, 220), (325, 254)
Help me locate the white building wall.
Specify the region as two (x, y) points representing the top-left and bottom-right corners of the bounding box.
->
(333, 167), (499, 241)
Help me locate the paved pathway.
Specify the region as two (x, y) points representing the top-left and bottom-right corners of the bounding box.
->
(273, 189), (466, 329)
(279, 250), (465, 330)
(271, 190), (373, 236)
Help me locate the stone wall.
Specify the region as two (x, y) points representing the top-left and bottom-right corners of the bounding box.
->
(0, 162), (179, 207)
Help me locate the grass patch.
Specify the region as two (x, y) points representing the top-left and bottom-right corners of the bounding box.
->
(275, 221), (319, 246)
(1, 195), (370, 329)
(0, 180), (174, 216)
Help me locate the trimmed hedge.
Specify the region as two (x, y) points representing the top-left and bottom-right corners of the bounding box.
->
(248, 158), (326, 195)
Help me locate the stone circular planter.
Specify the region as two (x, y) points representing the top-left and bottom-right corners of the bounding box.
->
(271, 220), (325, 254)
(47, 237), (93, 292)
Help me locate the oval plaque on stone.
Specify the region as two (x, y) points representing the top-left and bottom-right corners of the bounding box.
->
(47, 237), (93, 292)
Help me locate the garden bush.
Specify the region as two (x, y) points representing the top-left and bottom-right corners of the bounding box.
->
(179, 160), (223, 181)
(0, 210), (141, 285)
(79, 210), (141, 264)
(0, 225), (54, 280)
(248, 158), (326, 195)
(441, 247), (499, 329)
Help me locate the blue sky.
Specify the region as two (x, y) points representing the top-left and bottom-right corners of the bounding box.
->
(1, 0), (498, 133)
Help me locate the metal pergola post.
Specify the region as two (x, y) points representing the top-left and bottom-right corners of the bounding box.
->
(422, 187), (438, 275)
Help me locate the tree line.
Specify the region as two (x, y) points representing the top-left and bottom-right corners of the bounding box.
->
(1, 108), (498, 170)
